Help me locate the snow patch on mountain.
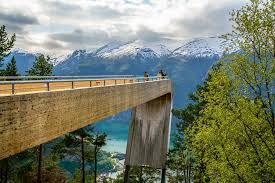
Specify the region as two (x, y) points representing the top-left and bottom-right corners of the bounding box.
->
(95, 41), (123, 56)
(11, 48), (37, 56)
(51, 54), (71, 66)
(172, 37), (230, 58)
(152, 44), (172, 57)
(97, 40), (171, 59)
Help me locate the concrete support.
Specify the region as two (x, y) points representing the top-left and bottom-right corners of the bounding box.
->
(125, 93), (172, 169)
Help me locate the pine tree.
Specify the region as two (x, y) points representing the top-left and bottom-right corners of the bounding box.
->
(0, 25), (16, 64)
(27, 54), (53, 76)
(87, 133), (107, 183)
(73, 128), (91, 183)
(5, 56), (19, 76)
(52, 127), (95, 183)
(0, 25), (16, 75)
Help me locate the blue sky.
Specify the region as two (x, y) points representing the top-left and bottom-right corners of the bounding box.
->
(0, 0), (246, 54)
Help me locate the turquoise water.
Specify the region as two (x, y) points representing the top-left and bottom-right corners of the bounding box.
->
(103, 138), (128, 154)
(93, 117), (177, 154)
(93, 119), (130, 154)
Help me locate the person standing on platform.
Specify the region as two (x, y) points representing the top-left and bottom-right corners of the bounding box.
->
(162, 70), (167, 79)
(157, 70), (162, 80)
(144, 71), (149, 81)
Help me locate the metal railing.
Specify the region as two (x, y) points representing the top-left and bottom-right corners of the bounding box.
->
(0, 75), (168, 95)
(0, 75), (135, 81)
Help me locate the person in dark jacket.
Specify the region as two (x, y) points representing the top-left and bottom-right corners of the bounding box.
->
(144, 71), (149, 81)
(157, 70), (162, 80)
(162, 70), (167, 79)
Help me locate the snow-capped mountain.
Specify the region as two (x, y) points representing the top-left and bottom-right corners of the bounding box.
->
(96, 40), (172, 60)
(51, 53), (71, 66)
(52, 37), (231, 64)
(172, 37), (230, 59)
(3, 48), (37, 74)
(12, 48), (35, 56)
(94, 41), (124, 56)
(4, 37), (233, 76)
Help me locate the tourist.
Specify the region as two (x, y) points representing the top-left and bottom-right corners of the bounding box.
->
(144, 71), (149, 81)
(162, 70), (167, 79)
(157, 70), (162, 80)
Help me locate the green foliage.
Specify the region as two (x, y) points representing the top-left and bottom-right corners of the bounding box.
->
(53, 128), (92, 159)
(190, 64), (274, 182)
(52, 128), (93, 182)
(88, 133), (107, 153)
(22, 155), (67, 183)
(0, 25), (16, 67)
(52, 127), (109, 182)
(27, 54), (53, 76)
(168, 78), (211, 183)
(4, 148), (36, 182)
(169, 0), (275, 182)
(0, 146), (67, 182)
(113, 166), (160, 183)
(88, 132), (107, 183)
(68, 168), (93, 183)
(5, 56), (19, 76)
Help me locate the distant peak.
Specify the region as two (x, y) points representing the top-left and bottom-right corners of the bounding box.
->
(95, 41), (124, 55)
(13, 48), (31, 54)
(94, 40), (173, 59)
(171, 37), (231, 58)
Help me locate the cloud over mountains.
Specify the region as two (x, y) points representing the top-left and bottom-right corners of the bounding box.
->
(0, 0), (246, 54)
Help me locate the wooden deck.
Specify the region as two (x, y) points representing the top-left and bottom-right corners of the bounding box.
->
(0, 79), (135, 96)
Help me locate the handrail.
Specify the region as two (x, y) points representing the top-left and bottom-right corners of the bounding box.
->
(0, 75), (135, 80)
(0, 76), (169, 95)
(0, 76), (167, 84)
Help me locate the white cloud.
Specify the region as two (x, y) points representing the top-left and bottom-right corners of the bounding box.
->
(0, 0), (246, 54)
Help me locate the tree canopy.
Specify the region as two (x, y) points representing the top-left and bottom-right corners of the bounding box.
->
(0, 25), (16, 75)
(0, 25), (15, 66)
(168, 0), (275, 182)
(27, 54), (53, 76)
(5, 56), (19, 76)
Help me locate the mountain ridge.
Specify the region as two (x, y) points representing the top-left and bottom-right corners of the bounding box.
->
(4, 37), (231, 69)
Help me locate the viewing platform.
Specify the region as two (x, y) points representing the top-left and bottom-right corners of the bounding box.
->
(0, 75), (161, 96)
(0, 75), (173, 165)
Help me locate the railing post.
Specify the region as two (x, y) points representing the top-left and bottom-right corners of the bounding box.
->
(12, 83), (15, 94)
(115, 79), (116, 85)
(104, 80), (106, 86)
(90, 80), (92, 87)
(72, 81), (74, 89)
(124, 79), (126, 84)
(46, 82), (50, 91)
